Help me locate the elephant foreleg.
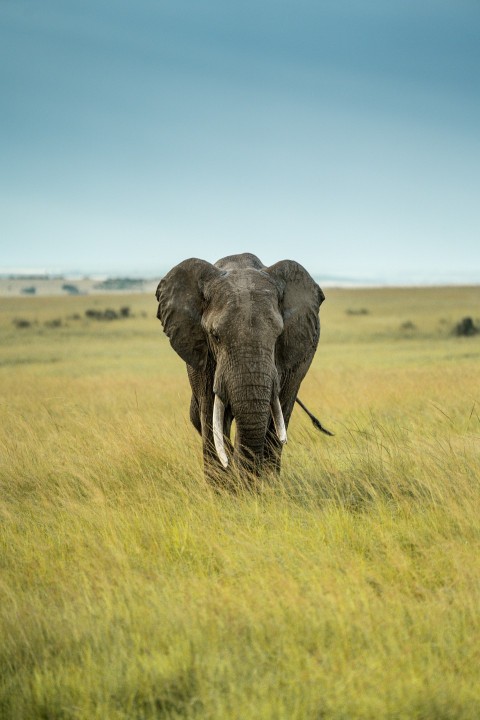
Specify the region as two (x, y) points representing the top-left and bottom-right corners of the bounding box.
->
(189, 394), (202, 435)
(264, 366), (308, 473)
(264, 423), (283, 474)
(199, 397), (234, 482)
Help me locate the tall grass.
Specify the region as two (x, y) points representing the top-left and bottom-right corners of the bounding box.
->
(1, 288), (479, 719)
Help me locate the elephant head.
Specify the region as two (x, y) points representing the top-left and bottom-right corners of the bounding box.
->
(156, 253), (324, 475)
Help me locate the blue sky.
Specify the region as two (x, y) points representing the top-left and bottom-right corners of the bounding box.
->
(1, 0), (479, 281)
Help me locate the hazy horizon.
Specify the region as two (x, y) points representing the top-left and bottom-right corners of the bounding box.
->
(1, 264), (479, 289)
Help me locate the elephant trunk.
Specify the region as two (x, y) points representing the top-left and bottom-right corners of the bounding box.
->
(232, 395), (271, 470)
(213, 361), (287, 470)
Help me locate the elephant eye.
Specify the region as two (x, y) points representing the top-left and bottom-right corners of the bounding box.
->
(210, 329), (220, 342)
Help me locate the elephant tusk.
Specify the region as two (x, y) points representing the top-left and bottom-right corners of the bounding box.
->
(213, 395), (229, 468)
(271, 397), (287, 444)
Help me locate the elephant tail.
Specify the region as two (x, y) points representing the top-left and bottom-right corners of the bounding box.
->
(295, 397), (334, 436)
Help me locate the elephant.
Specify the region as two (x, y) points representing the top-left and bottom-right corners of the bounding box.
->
(156, 253), (325, 478)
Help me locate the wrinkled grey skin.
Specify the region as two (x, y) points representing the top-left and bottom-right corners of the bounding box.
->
(156, 253), (324, 477)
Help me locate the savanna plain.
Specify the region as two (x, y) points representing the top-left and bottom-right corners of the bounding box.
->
(1, 286), (479, 720)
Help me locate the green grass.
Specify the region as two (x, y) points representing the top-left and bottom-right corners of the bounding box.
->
(1, 287), (479, 719)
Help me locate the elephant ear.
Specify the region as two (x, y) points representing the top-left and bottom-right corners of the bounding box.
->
(267, 260), (324, 370)
(156, 258), (220, 370)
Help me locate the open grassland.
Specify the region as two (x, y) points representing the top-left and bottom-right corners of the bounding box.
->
(1, 287), (479, 719)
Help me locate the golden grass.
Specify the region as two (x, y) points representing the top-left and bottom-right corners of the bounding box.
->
(1, 287), (479, 719)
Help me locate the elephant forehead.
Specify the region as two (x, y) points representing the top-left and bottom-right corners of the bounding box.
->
(210, 269), (277, 299)
(208, 276), (282, 337)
